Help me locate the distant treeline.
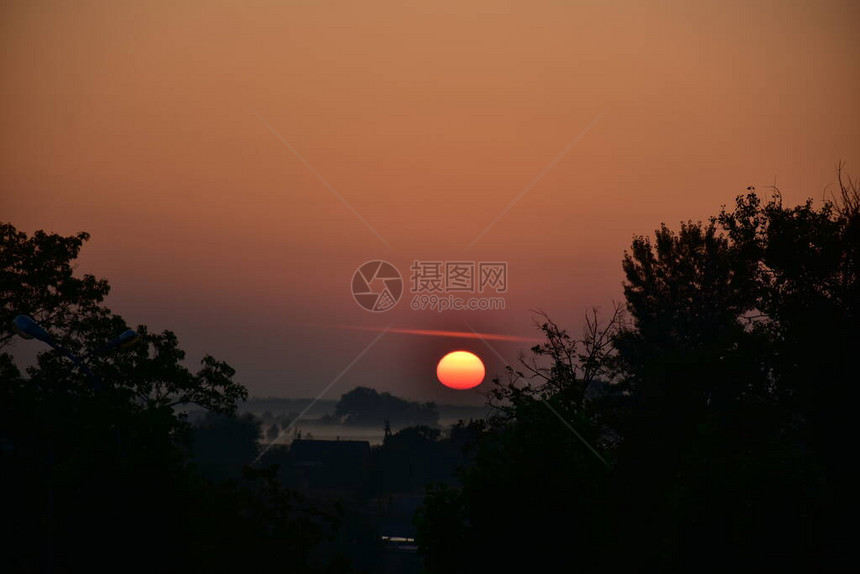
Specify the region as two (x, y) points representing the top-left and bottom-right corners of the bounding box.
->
(328, 386), (439, 427)
(243, 389), (487, 429)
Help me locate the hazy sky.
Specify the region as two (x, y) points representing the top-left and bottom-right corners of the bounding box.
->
(2, 0), (858, 404)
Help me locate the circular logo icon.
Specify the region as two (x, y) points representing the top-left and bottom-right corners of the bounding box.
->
(351, 260), (403, 312)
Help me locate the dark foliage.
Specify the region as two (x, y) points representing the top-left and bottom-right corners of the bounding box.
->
(416, 169), (860, 573)
(0, 223), (351, 573)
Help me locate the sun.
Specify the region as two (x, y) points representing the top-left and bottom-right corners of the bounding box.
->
(436, 351), (485, 390)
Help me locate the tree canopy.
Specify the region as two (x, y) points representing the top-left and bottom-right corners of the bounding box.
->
(0, 222), (350, 573)
(417, 170), (860, 573)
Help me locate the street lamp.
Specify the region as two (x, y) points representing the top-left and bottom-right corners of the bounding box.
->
(12, 314), (139, 382)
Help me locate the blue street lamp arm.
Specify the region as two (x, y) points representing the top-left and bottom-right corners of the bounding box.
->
(12, 314), (137, 384)
(12, 315), (56, 346)
(83, 329), (139, 359)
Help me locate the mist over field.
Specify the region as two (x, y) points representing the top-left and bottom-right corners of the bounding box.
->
(237, 396), (490, 445)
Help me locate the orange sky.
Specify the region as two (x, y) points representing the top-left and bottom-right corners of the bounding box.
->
(2, 0), (858, 403)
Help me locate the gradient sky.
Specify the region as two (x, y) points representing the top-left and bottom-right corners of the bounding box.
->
(2, 0), (858, 404)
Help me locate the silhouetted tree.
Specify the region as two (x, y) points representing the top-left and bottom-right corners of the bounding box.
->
(714, 173), (860, 569)
(0, 223), (110, 352)
(417, 168), (859, 573)
(417, 308), (622, 573)
(0, 223), (351, 573)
